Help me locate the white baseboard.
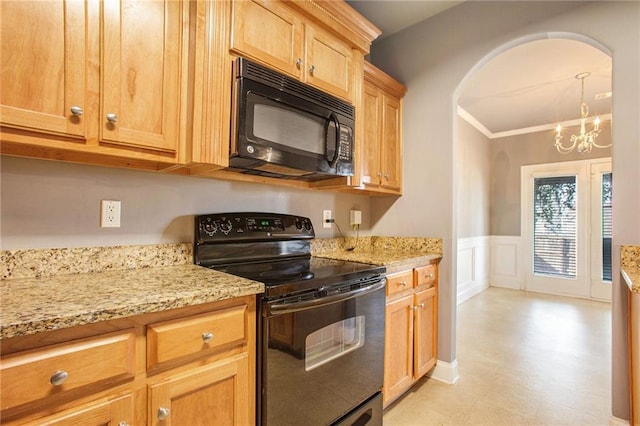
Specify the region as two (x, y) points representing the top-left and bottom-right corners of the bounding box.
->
(427, 359), (459, 384)
(609, 415), (630, 426)
(457, 278), (489, 304)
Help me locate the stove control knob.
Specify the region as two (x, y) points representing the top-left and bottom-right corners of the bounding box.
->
(304, 220), (312, 231)
(295, 219), (302, 230)
(218, 219), (233, 235)
(203, 222), (217, 236)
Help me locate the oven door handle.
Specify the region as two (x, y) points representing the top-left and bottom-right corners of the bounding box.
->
(267, 278), (386, 315)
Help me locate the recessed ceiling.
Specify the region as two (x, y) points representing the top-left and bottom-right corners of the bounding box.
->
(459, 38), (612, 137)
(345, 1), (612, 138)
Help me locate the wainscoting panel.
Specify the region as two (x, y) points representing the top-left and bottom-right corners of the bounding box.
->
(490, 236), (523, 290)
(457, 236), (490, 305)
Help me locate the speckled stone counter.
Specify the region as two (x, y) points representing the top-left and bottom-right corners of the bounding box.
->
(0, 244), (264, 340)
(622, 245), (640, 293)
(312, 236), (442, 273)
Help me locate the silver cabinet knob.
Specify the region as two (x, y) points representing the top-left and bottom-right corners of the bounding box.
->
(412, 303), (425, 311)
(399, 281), (407, 287)
(309, 65), (315, 75)
(106, 113), (118, 124)
(50, 370), (69, 386)
(157, 407), (170, 421)
(70, 106), (83, 116)
(118, 422), (130, 426)
(296, 58), (302, 69)
(202, 332), (214, 344)
(384, 173), (390, 181)
(376, 172), (382, 178)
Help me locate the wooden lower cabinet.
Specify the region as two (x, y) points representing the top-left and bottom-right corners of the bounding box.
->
(149, 353), (250, 426)
(383, 263), (438, 407)
(21, 393), (135, 426)
(384, 294), (414, 404)
(0, 296), (256, 426)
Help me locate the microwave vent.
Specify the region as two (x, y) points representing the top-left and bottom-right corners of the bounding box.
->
(242, 60), (355, 119)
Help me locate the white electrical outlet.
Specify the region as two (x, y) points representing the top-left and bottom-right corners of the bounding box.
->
(101, 200), (121, 228)
(350, 209), (362, 226)
(323, 209), (332, 228)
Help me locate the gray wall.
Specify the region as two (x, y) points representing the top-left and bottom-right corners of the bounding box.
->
(0, 156), (371, 249)
(456, 116), (491, 239)
(369, 1), (639, 420)
(491, 121), (611, 236)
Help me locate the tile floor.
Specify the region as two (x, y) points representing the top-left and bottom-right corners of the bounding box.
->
(383, 287), (612, 425)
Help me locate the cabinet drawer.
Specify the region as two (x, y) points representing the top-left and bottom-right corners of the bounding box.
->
(147, 305), (247, 369)
(414, 264), (437, 288)
(386, 270), (413, 296)
(0, 330), (136, 411)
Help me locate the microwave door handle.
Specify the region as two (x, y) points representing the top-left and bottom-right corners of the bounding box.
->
(325, 112), (341, 168)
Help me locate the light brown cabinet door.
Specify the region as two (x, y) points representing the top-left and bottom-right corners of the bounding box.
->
(304, 25), (352, 101)
(383, 294), (414, 406)
(21, 393), (134, 426)
(413, 286), (437, 379)
(0, 0), (87, 138)
(230, 0), (304, 79)
(361, 82), (382, 186)
(149, 353), (251, 426)
(381, 95), (402, 190)
(101, 0), (184, 154)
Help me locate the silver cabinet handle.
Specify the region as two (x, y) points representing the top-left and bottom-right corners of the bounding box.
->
(399, 281), (407, 287)
(309, 65), (315, 75)
(412, 303), (425, 311)
(427, 273), (434, 279)
(106, 113), (118, 124)
(70, 106), (83, 116)
(50, 370), (69, 386)
(118, 422), (130, 426)
(202, 332), (213, 343)
(296, 58), (302, 69)
(384, 173), (390, 180)
(157, 407), (170, 421)
(376, 172), (383, 178)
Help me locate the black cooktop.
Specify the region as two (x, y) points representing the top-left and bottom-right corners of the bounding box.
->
(193, 212), (386, 297)
(211, 256), (385, 298)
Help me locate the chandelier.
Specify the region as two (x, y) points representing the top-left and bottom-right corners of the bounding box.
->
(554, 72), (610, 154)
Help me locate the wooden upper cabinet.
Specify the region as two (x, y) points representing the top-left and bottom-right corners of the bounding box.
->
(230, 0), (353, 101)
(101, 0), (184, 154)
(360, 61), (406, 194)
(0, 0), (189, 169)
(361, 83), (383, 188)
(305, 24), (352, 101)
(230, 0), (304, 79)
(0, 0), (88, 138)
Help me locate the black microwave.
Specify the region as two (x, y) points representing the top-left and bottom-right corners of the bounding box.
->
(230, 57), (355, 180)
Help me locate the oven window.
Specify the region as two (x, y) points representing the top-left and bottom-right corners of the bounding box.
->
(250, 93), (327, 154)
(305, 315), (365, 371)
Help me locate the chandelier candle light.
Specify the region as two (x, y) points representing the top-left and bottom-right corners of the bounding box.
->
(554, 72), (610, 154)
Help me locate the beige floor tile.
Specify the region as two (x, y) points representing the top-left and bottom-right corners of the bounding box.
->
(383, 287), (611, 426)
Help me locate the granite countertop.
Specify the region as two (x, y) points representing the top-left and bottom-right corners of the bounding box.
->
(1, 237), (442, 341)
(1, 244), (265, 340)
(311, 236), (443, 271)
(622, 245), (640, 294)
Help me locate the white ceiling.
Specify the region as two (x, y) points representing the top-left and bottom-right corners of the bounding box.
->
(346, 1), (613, 138)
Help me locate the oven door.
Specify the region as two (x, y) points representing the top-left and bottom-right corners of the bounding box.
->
(259, 279), (385, 426)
